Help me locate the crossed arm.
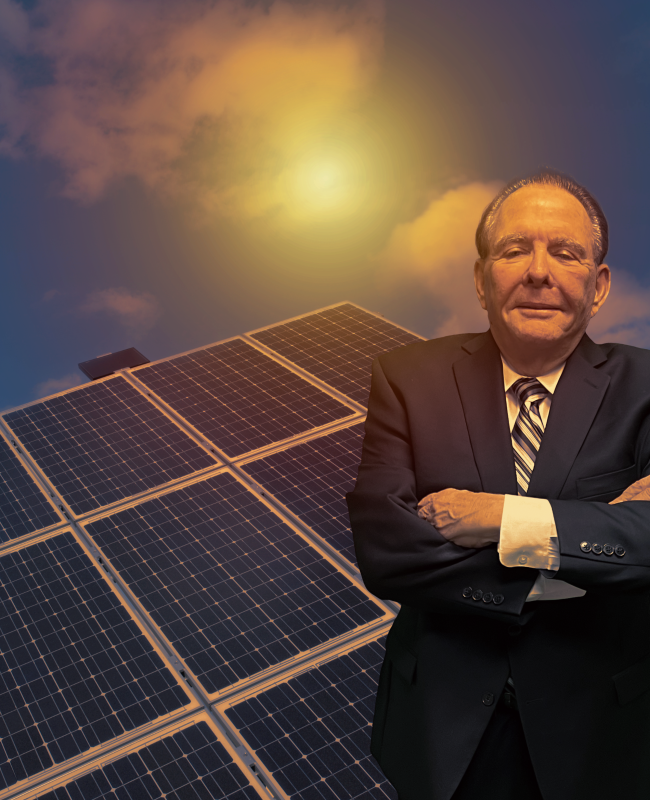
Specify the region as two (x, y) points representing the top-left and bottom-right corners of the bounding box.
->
(418, 478), (650, 549)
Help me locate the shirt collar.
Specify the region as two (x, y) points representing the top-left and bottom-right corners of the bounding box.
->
(501, 354), (566, 396)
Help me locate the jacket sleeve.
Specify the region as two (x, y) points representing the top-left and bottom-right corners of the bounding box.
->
(346, 356), (537, 621)
(550, 496), (650, 592)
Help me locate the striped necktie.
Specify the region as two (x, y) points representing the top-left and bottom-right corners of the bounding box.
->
(511, 377), (549, 496)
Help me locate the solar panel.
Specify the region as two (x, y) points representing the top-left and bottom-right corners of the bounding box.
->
(37, 719), (263, 800)
(0, 531), (191, 792)
(223, 635), (396, 800)
(3, 377), (216, 515)
(242, 423), (365, 567)
(249, 304), (423, 405)
(0, 436), (61, 544)
(132, 338), (355, 458)
(84, 472), (387, 696)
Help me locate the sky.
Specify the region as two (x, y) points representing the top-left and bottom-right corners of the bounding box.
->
(1, 0), (650, 410)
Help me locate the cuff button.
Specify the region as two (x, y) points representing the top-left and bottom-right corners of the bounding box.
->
(493, 594), (504, 605)
(482, 592), (494, 603)
(592, 543), (603, 555)
(517, 555), (528, 565)
(472, 589), (484, 601)
(462, 587), (473, 598)
(603, 543), (614, 556)
(615, 545), (626, 557)
(580, 541), (592, 553)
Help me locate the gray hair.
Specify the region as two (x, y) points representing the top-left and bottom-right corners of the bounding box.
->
(475, 168), (609, 265)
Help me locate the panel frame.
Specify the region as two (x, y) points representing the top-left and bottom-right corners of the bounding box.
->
(79, 466), (395, 704)
(127, 336), (363, 463)
(10, 711), (278, 800)
(236, 418), (369, 580)
(213, 624), (394, 800)
(0, 373), (224, 526)
(0, 425), (65, 552)
(243, 301), (424, 408)
(0, 526), (201, 800)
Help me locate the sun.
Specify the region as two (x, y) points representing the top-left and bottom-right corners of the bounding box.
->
(280, 143), (369, 222)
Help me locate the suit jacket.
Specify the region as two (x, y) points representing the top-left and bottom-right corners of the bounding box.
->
(346, 330), (650, 800)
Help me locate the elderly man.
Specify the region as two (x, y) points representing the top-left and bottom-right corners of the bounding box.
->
(347, 169), (650, 800)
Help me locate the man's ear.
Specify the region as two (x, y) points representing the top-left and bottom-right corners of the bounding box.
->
(590, 263), (611, 317)
(474, 259), (488, 310)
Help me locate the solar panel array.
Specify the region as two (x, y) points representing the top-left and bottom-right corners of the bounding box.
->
(0, 303), (419, 800)
(38, 719), (261, 800)
(249, 303), (422, 405)
(0, 436), (61, 542)
(133, 339), (354, 457)
(242, 424), (365, 567)
(223, 635), (397, 800)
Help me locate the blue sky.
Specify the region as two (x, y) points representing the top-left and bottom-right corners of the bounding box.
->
(1, 0), (649, 410)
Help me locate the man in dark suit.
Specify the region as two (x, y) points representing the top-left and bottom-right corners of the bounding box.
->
(347, 169), (650, 800)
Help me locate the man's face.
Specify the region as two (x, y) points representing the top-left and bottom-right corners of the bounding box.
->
(474, 184), (610, 353)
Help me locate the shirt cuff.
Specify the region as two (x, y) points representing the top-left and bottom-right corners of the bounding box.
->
(498, 494), (560, 570)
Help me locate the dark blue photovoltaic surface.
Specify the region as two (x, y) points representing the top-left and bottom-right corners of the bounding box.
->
(4, 377), (215, 515)
(226, 637), (396, 800)
(133, 338), (354, 458)
(250, 304), (422, 405)
(37, 721), (260, 800)
(86, 473), (384, 694)
(0, 437), (61, 543)
(243, 424), (365, 567)
(0, 532), (189, 791)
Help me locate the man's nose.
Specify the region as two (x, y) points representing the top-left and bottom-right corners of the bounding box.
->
(525, 245), (552, 285)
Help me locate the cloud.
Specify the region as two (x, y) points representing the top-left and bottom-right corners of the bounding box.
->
(34, 372), (85, 399)
(80, 287), (161, 334)
(587, 269), (650, 348)
(377, 181), (503, 336)
(0, 0), (384, 219)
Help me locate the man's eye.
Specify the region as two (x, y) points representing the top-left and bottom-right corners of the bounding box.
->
(504, 248), (525, 258)
(555, 251), (577, 260)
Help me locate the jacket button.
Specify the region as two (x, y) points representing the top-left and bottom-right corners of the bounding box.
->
(603, 543), (614, 556)
(472, 589), (483, 601)
(482, 592), (494, 603)
(493, 594), (504, 605)
(580, 541), (592, 553)
(509, 625), (522, 636)
(615, 545), (626, 557)
(482, 692), (494, 706)
(592, 543), (603, 555)
(462, 587), (473, 598)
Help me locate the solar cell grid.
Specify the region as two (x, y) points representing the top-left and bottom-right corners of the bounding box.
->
(133, 339), (354, 458)
(250, 304), (423, 405)
(85, 473), (385, 695)
(225, 637), (396, 800)
(3, 377), (215, 515)
(0, 437), (61, 543)
(0, 532), (189, 792)
(37, 720), (261, 800)
(242, 424), (365, 567)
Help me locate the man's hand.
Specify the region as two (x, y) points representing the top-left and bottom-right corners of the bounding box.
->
(610, 475), (650, 504)
(417, 488), (505, 548)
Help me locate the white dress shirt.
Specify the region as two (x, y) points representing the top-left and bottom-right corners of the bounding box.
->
(497, 356), (586, 602)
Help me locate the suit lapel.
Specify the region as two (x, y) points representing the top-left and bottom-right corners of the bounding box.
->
(453, 331), (518, 495)
(526, 334), (610, 499)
